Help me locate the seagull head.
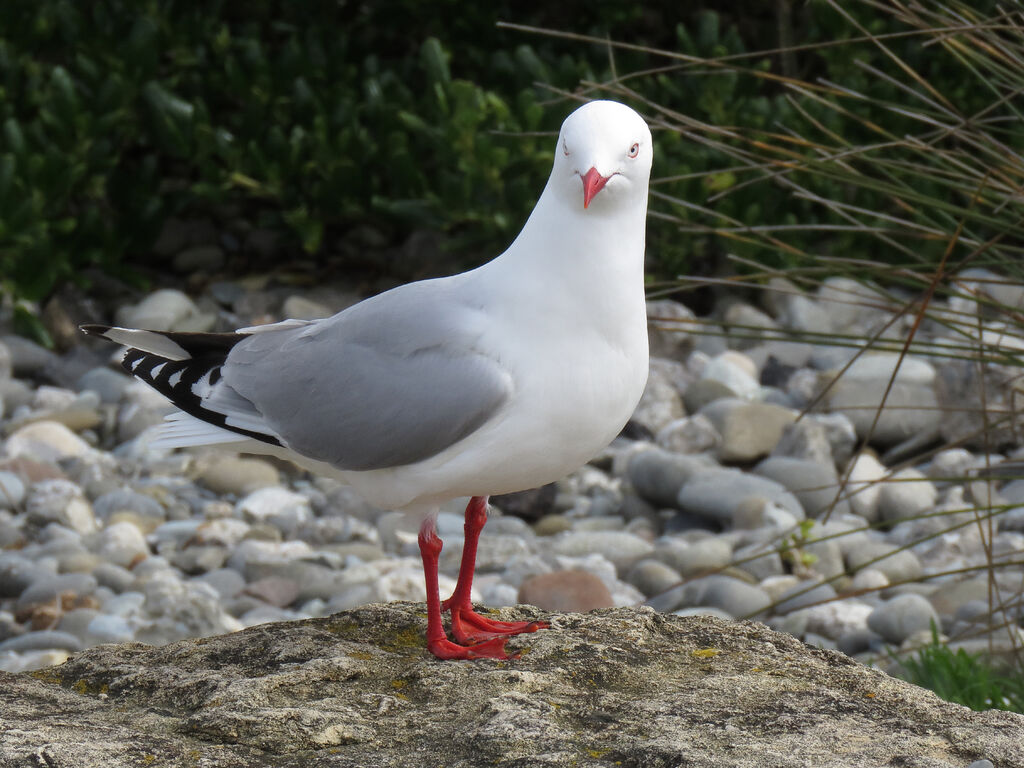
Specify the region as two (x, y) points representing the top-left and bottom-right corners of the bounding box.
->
(552, 100), (653, 213)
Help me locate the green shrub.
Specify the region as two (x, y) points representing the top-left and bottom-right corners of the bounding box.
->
(2, 1), (1014, 304)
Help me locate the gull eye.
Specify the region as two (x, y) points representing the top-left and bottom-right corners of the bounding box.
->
(628, 142), (640, 158)
(563, 140), (570, 156)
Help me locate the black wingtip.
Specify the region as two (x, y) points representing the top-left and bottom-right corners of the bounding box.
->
(79, 323), (112, 337)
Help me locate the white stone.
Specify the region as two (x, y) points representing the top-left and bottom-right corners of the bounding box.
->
(877, 468), (938, 522)
(701, 354), (759, 398)
(96, 521), (150, 567)
(845, 453), (887, 522)
(5, 420), (93, 462)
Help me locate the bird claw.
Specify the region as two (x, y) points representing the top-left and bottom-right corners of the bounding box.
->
(447, 602), (548, 644)
(427, 634), (514, 661)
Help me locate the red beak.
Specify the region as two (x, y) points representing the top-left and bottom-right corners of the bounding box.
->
(581, 167), (611, 209)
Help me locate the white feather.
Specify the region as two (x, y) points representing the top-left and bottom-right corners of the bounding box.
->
(99, 327), (191, 360)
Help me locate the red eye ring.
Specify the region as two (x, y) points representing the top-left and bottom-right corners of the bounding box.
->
(628, 142), (640, 158)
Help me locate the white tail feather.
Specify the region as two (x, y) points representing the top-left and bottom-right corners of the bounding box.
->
(150, 411), (245, 449)
(98, 327), (191, 360)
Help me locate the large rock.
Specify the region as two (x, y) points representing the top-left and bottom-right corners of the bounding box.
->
(3, 604), (1022, 767)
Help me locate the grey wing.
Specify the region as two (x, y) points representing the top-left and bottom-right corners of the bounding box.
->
(219, 280), (511, 471)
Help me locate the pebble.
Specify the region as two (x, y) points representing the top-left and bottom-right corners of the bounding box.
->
(627, 448), (711, 509)
(677, 468), (804, 524)
(25, 479), (97, 534)
(115, 288), (211, 333)
(868, 593), (941, 644)
(625, 558), (682, 598)
(5, 420), (93, 463)
(877, 468), (937, 523)
(846, 540), (923, 584)
(95, 521), (150, 567)
(652, 536), (732, 577)
(773, 580), (838, 615)
(646, 299), (696, 360)
(700, 399), (797, 463)
(550, 531), (653, 574)
(845, 453), (887, 521)
(630, 364), (685, 435)
(0, 471), (26, 509)
(650, 574), (772, 618)
(518, 571), (614, 613)
(197, 455), (282, 496)
(752, 456), (850, 518)
(0, 629), (83, 653)
(655, 414), (721, 454)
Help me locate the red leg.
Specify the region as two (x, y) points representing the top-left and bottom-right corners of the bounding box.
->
(417, 514), (510, 660)
(441, 496), (548, 644)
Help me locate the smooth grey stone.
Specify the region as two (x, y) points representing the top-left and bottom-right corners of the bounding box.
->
(803, 538), (845, 582)
(655, 414), (721, 455)
(682, 378), (737, 413)
(774, 581), (838, 615)
(56, 607), (99, 640)
(93, 488), (166, 525)
(877, 469), (937, 523)
(86, 613), (135, 643)
(0, 555), (54, 599)
(24, 479), (96, 534)
(967, 761), (995, 768)
(868, 594), (941, 644)
(631, 363), (686, 436)
(626, 559), (682, 598)
(0, 518), (24, 549)
(837, 628), (884, 656)
(0, 471), (26, 510)
(646, 299), (697, 360)
(551, 531), (653, 574)
(0, 339), (10, 381)
(753, 456), (850, 518)
(700, 399), (798, 463)
(195, 568), (246, 600)
(0, 378), (34, 411)
(732, 542), (785, 581)
(769, 610), (809, 638)
(772, 418), (834, 467)
(677, 468), (804, 524)
(722, 302), (778, 349)
(826, 375), (940, 448)
(846, 541), (922, 584)
(653, 536), (732, 577)
(0, 611), (20, 642)
(0, 334), (58, 376)
(701, 353), (759, 398)
(75, 366), (134, 404)
(17, 573), (98, 611)
(92, 562), (136, 593)
(627, 448), (711, 509)
(0, 629), (82, 653)
(649, 574), (771, 618)
(693, 324), (729, 356)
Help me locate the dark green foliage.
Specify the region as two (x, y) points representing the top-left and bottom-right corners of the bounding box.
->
(896, 628), (1024, 714)
(1, 1), (1018, 302)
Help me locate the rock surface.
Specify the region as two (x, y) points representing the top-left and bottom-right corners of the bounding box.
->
(2, 603), (1022, 768)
